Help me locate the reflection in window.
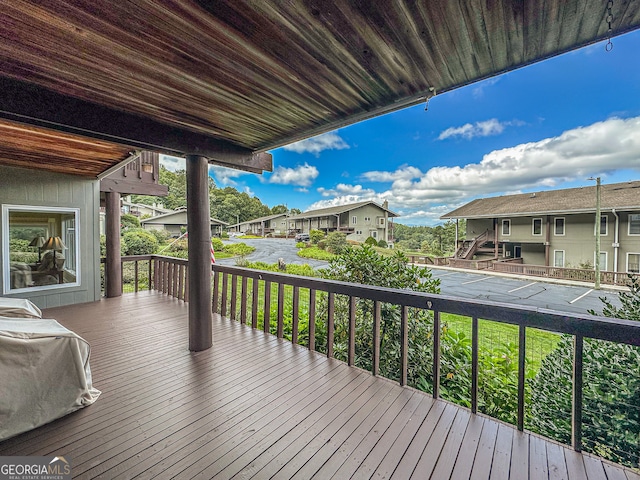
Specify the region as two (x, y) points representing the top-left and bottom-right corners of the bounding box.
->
(3, 205), (80, 293)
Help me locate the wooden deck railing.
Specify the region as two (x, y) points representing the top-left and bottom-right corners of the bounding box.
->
(116, 255), (640, 458)
(209, 263), (640, 455)
(492, 262), (636, 285)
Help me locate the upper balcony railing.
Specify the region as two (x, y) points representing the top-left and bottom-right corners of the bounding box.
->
(113, 254), (640, 467)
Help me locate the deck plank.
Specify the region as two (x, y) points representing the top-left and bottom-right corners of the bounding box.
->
(0, 292), (634, 480)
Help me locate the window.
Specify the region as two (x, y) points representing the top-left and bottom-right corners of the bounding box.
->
(594, 251), (608, 271)
(599, 215), (608, 236)
(629, 214), (640, 235)
(352, 216), (357, 224)
(554, 217), (565, 236)
(371, 231), (377, 238)
(532, 218), (542, 236)
(628, 253), (640, 273)
(379, 218), (385, 225)
(364, 217), (371, 222)
(3, 205), (80, 294)
(554, 250), (565, 268)
(502, 219), (511, 236)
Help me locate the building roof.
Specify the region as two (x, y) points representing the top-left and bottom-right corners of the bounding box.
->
(140, 211), (228, 226)
(441, 180), (640, 219)
(1, 1), (638, 177)
(288, 201), (399, 221)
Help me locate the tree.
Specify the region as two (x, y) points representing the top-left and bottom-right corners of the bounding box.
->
(289, 208), (302, 215)
(271, 204), (288, 215)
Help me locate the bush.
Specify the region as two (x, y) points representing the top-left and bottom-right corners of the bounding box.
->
(377, 239), (388, 248)
(297, 247), (334, 261)
(317, 239), (327, 250)
(309, 229), (325, 244)
(326, 232), (349, 255)
(295, 241), (306, 249)
(529, 275), (640, 467)
(120, 214), (140, 230)
(223, 242), (255, 256)
(220, 231), (229, 239)
(100, 235), (106, 257)
(148, 229), (171, 244)
(121, 229), (158, 255)
(364, 236), (378, 246)
(211, 237), (224, 252)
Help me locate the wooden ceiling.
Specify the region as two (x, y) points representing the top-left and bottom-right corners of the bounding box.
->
(1, 0), (639, 177)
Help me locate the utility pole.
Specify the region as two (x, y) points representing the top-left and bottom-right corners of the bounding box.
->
(590, 177), (602, 289)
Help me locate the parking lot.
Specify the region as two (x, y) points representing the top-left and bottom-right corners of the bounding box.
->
(428, 268), (622, 315)
(216, 237), (623, 315)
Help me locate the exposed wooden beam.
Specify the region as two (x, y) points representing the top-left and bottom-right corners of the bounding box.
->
(0, 78), (272, 173)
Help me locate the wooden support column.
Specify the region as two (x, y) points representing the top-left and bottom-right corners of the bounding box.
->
(105, 191), (122, 297)
(545, 215), (551, 266)
(186, 154), (213, 351)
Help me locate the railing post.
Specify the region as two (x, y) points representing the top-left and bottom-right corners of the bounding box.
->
(292, 285), (299, 344)
(348, 296), (356, 366)
(373, 301), (381, 376)
(134, 261), (139, 292)
(327, 292), (335, 358)
(400, 305), (408, 386)
(471, 316), (478, 414)
(432, 310), (441, 398)
(308, 289), (316, 351)
(572, 335), (584, 452)
(517, 324), (526, 431)
(263, 280), (271, 333)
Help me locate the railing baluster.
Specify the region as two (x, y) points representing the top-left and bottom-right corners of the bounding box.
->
(277, 283), (284, 338)
(120, 261), (124, 293)
(134, 261), (139, 292)
(432, 310), (441, 399)
(400, 305), (408, 386)
(168, 263), (174, 297)
(373, 300), (381, 376)
(148, 259), (153, 290)
(178, 265), (184, 300)
(517, 323), (526, 431)
(172, 262), (179, 298)
(308, 289), (316, 351)
(163, 261), (169, 294)
(230, 274), (238, 320)
(327, 292), (335, 358)
(572, 335), (584, 452)
(240, 277), (248, 325)
(221, 273), (228, 318)
(348, 296), (356, 366)
(184, 265), (189, 302)
(251, 278), (259, 328)
(263, 280), (271, 333)
(292, 285), (299, 344)
(471, 316), (479, 414)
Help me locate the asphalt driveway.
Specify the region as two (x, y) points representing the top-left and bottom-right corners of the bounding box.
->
(216, 237), (328, 269)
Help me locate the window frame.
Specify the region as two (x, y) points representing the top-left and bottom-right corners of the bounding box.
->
(2, 204), (81, 295)
(594, 251), (608, 271)
(629, 214), (640, 236)
(532, 218), (542, 236)
(352, 216), (357, 224)
(501, 219), (511, 236)
(553, 250), (565, 268)
(627, 253), (640, 273)
(554, 217), (565, 236)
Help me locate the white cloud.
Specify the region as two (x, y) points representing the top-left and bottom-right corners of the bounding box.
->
(369, 116), (640, 210)
(209, 165), (250, 186)
(159, 154), (185, 171)
(283, 132), (350, 157)
(438, 118), (524, 140)
(267, 163), (319, 187)
(361, 166), (422, 183)
(317, 183), (377, 198)
(472, 76), (501, 99)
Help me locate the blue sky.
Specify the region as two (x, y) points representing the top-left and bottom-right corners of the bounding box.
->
(162, 30), (640, 226)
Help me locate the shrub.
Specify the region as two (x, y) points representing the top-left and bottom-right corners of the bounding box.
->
(297, 247), (334, 261)
(211, 237), (224, 252)
(529, 275), (640, 467)
(309, 229), (325, 244)
(99, 235), (106, 257)
(364, 236), (377, 246)
(326, 232), (349, 255)
(121, 229), (158, 255)
(148, 229), (171, 244)
(317, 239), (327, 250)
(220, 231), (229, 239)
(120, 214), (140, 230)
(295, 241), (306, 249)
(223, 242), (255, 256)
(377, 239), (388, 248)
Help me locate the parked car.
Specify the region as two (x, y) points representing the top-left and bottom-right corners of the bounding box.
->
(295, 233), (310, 242)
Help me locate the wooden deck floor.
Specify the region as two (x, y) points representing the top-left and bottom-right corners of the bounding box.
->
(1, 292), (638, 479)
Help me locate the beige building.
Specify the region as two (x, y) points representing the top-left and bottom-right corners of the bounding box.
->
(141, 209), (228, 238)
(442, 180), (640, 274)
(288, 201), (398, 245)
(228, 213), (289, 236)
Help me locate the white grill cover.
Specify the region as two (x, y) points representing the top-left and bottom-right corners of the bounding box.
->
(0, 318), (101, 440)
